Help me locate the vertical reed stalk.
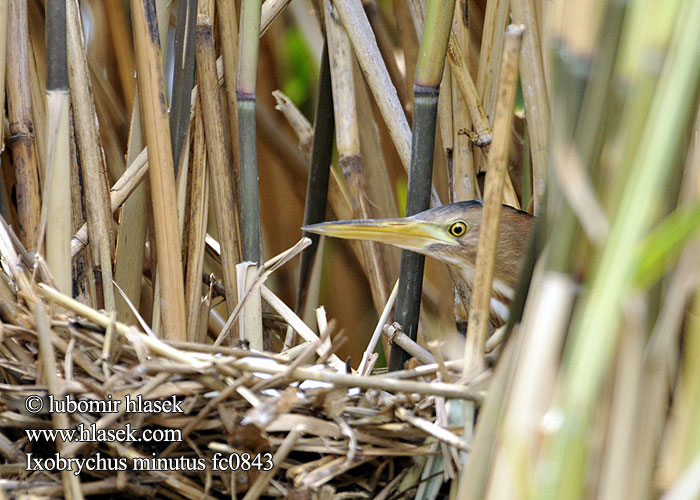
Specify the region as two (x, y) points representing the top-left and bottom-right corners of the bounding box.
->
(66, 0), (115, 312)
(333, 0), (413, 174)
(296, 42), (335, 318)
(44, 0), (71, 295)
(113, 0), (169, 326)
(7, 0), (41, 250)
(195, 0), (242, 315)
(217, 0), (241, 180)
(0, 0), (7, 156)
(450, 0), (478, 203)
(237, 0), (263, 264)
(364, 0), (409, 110)
(130, 0), (187, 342)
(103, 0), (135, 108)
(322, 0), (393, 318)
(463, 25), (524, 377)
(170, 0), (198, 174)
(391, 0), (456, 371)
(511, 0), (549, 214)
(538, 1), (700, 497)
(184, 103), (209, 340)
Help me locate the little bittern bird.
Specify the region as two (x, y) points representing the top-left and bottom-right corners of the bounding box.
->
(303, 201), (535, 325)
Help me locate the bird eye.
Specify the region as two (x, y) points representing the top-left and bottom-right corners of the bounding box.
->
(449, 221), (468, 237)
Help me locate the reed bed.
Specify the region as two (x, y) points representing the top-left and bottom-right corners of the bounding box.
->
(0, 0), (699, 499)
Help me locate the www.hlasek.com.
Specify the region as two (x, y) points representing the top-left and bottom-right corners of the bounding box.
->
(23, 394), (274, 475)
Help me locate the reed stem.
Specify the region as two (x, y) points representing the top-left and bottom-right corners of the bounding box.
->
(390, 0), (456, 371)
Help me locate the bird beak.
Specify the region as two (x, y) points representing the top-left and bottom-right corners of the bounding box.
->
(302, 217), (454, 253)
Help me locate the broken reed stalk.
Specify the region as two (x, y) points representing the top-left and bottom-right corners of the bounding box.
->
(44, 0), (71, 295)
(170, 0), (198, 174)
(113, 96), (148, 325)
(130, 0), (187, 342)
(463, 25), (524, 378)
(538, 1), (700, 497)
(237, 0), (263, 264)
(390, 0), (456, 371)
(195, 0), (242, 315)
(66, 0), (115, 311)
(446, 37), (492, 147)
(296, 42), (335, 317)
(70, 147), (148, 256)
(7, 0), (41, 250)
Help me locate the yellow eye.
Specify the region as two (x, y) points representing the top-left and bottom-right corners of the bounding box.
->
(449, 221), (468, 237)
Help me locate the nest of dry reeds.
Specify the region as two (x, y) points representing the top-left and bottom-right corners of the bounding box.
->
(0, 227), (477, 499)
(2, 0), (700, 498)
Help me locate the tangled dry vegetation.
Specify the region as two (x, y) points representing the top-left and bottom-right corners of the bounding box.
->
(1, 0), (700, 498)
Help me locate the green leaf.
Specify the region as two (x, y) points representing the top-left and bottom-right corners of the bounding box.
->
(633, 202), (700, 288)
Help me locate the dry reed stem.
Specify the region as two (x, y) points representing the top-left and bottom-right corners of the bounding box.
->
(196, 0), (242, 315)
(352, 64), (402, 274)
(446, 37), (492, 146)
(237, 262), (263, 350)
(396, 407), (470, 452)
(260, 0), (293, 36)
(66, 0), (115, 311)
(184, 104), (209, 340)
(44, 0), (71, 296)
(382, 323), (436, 365)
(475, 0), (508, 117)
(213, 237), (311, 345)
(484, 271), (576, 500)
(217, 0), (241, 181)
(510, 0), (549, 214)
(26, 7), (47, 183)
(70, 147), (148, 257)
(333, 0), (412, 173)
(226, 353), (481, 400)
(270, 91), (389, 299)
(113, 93), (148, 325)
(450, 2), (479, 202)
(44, 91), (71, 295)
(596, 302), (645, 500)
(33, 301), (85, 499)
(325, 0), (391, 315)
(464, 25), (524, 378)
(261, 285), (346, 372)
(0, 0), (7, 151)
(364, 0), (409, 110)
(130, 0), (187, 341)
(103, 0), (135, 107)
(7, 0), (41, 249)
(242, 427), (302, 500)
(272, 90), (314, 153)
(359, 280), (399, 375)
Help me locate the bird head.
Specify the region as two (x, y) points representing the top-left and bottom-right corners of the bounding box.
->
(303, 201), (487, 267)
(302, 201), (534, 290)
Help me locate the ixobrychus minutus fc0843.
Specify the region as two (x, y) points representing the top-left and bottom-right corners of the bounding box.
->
(303, 200), (535, 325)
